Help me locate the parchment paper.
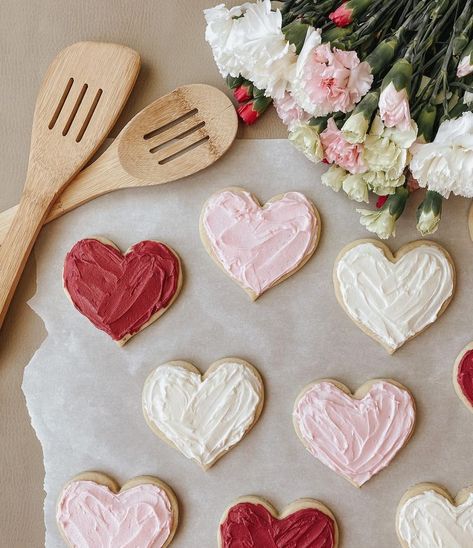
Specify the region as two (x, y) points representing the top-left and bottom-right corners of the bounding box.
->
(23, 140), (473, 547)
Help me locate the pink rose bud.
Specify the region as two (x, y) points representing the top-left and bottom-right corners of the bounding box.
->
(329, 4), (353, 26)
(233, 84), (253, 103)
(237, 102), (260, 125)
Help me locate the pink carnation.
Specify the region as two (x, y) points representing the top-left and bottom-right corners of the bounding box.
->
(294, 41), (373, 116)
(379, 82), (411, 131)
(320, 118), (366, 174)
(273, 93), (311, 130)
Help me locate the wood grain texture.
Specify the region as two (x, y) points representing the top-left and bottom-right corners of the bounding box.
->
(0, 2), (284, 546)
(0, 84), (237, 243)
(0, 41), (140, 330)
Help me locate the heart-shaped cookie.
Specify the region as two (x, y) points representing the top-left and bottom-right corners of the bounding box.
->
(57, 472), (178, 548)
(397, 483), (473, 547)
(333, 239), (455, 353)
(200, 187), (321, 300)
(142, 358), (264, 470)
(63, 237), (182, 345)
(293, 379), (416, 487)
(453, 342), (473, 412)
(219, 496), (338, 548)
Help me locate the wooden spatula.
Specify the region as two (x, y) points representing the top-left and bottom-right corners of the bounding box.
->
(0, 84), (237, 244)
(0, 42), (140, 330)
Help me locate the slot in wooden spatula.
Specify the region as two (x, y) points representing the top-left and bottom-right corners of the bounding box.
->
(0, 84), (237, 243)
(0, 42), (140, 331)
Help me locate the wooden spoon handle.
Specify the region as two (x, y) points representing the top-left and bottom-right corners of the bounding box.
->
(0, 191), (51, 328)
(0, 143), (133, 246)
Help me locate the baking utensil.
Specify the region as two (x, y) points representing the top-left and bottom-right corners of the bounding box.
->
(0, 84), (237, 246)
(0, 41), (140, 330)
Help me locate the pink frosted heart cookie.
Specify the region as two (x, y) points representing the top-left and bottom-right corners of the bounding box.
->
(57, 472), (178, 548)
(200, 187), (321, 300)
(293, 379), (416, 487)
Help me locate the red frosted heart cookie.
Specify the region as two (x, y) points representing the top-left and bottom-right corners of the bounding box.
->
(219, 497), (338, 548)
(453, 343), (473, 412)
(63, 237), (182, 345)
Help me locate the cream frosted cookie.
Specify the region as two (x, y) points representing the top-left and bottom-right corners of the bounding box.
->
(199, 187), (321, 300)
(453, 342), (473, 413)
(293, 379), (416, 487)
(218, 496), (339, 548)
(397, 483), (473, 547)
(57, 472), (179, 548)
(142, 358), (264, 470)
(333, 239), (455, 354)
(63, 237), (182, 345)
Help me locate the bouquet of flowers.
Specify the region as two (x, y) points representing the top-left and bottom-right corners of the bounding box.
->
(204, 0), (473, 238)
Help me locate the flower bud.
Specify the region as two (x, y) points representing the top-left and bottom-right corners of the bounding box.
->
(416, 190), (442, 236)
(237, 96), (272, 125)
(415, 104), (437, 143)
(234, 83), (253, 103)
(357, 187), (408, 239)
(342, 91), (379, 143)
(364, 38), (398, 76)
(329, 0), (373, 27)
(457, 40), (473, 77)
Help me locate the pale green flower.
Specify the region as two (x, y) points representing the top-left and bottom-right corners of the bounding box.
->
(342, 174), (369, 203)
(342, 112), (369, 144)
(321, 165), (346, 192)
(363, 115), (417, 185)
(363, 171), (405, 195)
(357, 208), (396, 239)
(288, 122), (324, 163)
(357, 187), (408, 239)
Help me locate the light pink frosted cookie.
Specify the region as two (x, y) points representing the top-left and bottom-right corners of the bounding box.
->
(57, 472), (178, 548)
(200, 187), (321, 300)
(293, 379), (416, 487)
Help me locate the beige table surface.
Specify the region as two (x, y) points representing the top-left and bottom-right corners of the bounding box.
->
(0, 2), (285, 546)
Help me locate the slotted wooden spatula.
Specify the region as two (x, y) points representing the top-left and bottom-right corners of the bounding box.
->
(0, 84), (237, 244)
(0, 41), (140, 330)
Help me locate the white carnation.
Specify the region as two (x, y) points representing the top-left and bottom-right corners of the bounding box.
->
(410, 111), (473, 197)
(204, 4), (247, 77)
(234, 0), (296, 98)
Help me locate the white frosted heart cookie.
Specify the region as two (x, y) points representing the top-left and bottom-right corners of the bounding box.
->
(333, 239), (455, 354)
(397, 483), (473, 547)
(142, 358), (264, 470)
(200, 187), (321, 300)
(293, 379), (416, 487)
(57, 472), (179, 548)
